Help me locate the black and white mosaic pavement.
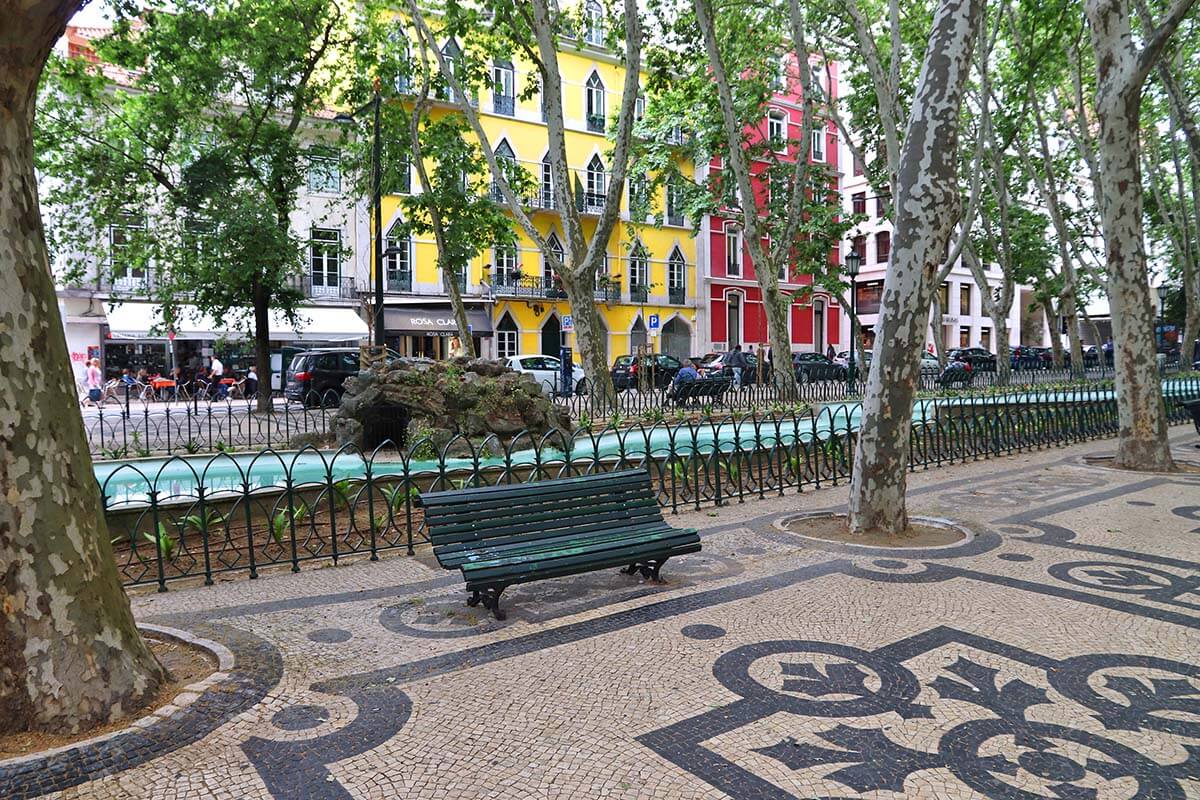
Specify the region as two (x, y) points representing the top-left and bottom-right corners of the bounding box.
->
(5, 431), (1200, 799)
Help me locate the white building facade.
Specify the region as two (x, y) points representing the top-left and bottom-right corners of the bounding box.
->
(53, 26), (369, 391)
(837, 139), (1022, 354)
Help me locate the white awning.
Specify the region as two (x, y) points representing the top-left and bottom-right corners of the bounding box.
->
(103, 302), (368, 343)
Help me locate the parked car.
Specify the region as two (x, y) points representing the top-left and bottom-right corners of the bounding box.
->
(697, 352), (765, 384)
(285, 348), (366, 406)
(920, 353), (942, 375)
(792, 352), (846, 383)
(505, 354), (587, 395)
(610, 353), (684, 390)
(937, 360), (974, 387)
(1010, 345), (1041, 370)
(948, 347), (997, 371)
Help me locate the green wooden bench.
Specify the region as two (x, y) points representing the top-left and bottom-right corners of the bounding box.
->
(420, 469), (702, 620)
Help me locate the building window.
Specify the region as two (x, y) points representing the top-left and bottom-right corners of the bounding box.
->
(309, 228), (341, 295)
(306, 148), (341, 194)
(851, 192), (866, 216)
(540, 153), (554, 208)
(497, 313), (518, 359)
(856, 280), (883, 315)
(492, 139), (516, 201)
(545, 232), (564, 283)
(494, 243), (517, 285)
(768, 109), (786, 150)
(393, 155), (412, 194)
(634, 94), (646, 122)
(629, 242), (648, 293)
(959, 283), (972, 315)
(876, 193), (889, 217)
(851, 235), (866, 263)
(584, 0), (605, 45)
(667, 124), (683, 145)
(440, 39), (460, 102)
(875, 230), (891, 264)
(810, 129), (825, 162)
(959, 326), (971, 347)
(384, 222), (411, 292)
(628, 173), (647, 213)
(666, 179), (683, 226)
(938, 282), (950, 311)
(492, 59), (515, 115)
(726, 227), (742, 276)
(853, 156), (864, 177)
(770, 58), (787, 91)
(980, 326), (991, 351)
(585, 154), (606, 211)
(585, 71), (605, 132)
(109, 214), (147, 288)
(668, 247), (685, 293)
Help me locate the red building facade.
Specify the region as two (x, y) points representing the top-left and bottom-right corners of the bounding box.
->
(705, 59), (842, 355)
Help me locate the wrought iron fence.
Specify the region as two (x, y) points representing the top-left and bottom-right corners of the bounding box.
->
(99, 376), (1200, 591)
(85, 391), (339, 459)
(552, 364), (1137, 420)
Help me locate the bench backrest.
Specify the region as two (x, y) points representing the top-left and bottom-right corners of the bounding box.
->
(420, 469), (665, 552)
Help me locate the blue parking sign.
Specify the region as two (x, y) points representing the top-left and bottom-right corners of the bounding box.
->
(649, 314), (660, 330)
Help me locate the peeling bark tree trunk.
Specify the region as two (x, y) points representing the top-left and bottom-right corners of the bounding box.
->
(1062, 294), (1085, 377)
(1045, 297), (1066, 366)
(847, 0), (984, 535)
(1085, 0), (1191, 470)
(1, 0), (166, 734)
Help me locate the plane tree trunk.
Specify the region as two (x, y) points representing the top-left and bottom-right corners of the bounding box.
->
(1084, 0), (1193, 470)
(847, 0), (984, 535)
(0, 0), (166, 735)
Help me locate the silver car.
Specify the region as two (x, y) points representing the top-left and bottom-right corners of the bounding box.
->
(505, 354), (587, 395)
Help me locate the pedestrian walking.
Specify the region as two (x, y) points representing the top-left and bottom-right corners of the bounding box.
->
(84, 358), (103, 406)
(728, 345), (746, 388)
(826, 344), (836, 360)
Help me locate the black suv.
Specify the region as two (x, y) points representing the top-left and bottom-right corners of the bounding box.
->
(947, 347), (997, 371)
(610, 353), (684, 390)
(792, 352), (846, 383)
(285, 348), (364, 406)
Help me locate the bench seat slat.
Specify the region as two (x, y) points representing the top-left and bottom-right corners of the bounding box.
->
(447, 522), (681, 569)
(423, 482), (655, 522)
(433, 508), (669, 562)
(463, 537), (701, 588)
(427, 497), (661, 542)
(420, 470), (648, 506)
(460, 529), (697, 576)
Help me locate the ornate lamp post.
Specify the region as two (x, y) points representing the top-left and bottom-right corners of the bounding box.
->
(335, 86), (384, 349)
(1156, 283), (1169, 351)
(845, 250), (862, 394)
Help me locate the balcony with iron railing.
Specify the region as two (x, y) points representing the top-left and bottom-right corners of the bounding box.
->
(666, 211), (685, 227)
(629, 285), (649, 303)
(492, 94), (515, 116)
(668, 285), (686, 305)
(493, 273), (567, 300)
(97, 269), (156, 295)
(386, 271), (413, 293)
(292, 274), (358, 301)
(586, 114), (606, 133)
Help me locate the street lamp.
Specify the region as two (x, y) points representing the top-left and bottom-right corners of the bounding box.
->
(1156, 284), (1169, 352)
(335, 86), (384, 349)
(845, 249), (862, 394)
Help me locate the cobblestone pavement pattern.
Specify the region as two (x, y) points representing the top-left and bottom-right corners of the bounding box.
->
(5, 432), (1200, 799)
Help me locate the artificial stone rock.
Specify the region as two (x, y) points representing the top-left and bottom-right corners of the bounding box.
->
(333, 356), (572, 451)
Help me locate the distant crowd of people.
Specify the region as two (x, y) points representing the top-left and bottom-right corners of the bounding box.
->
(80, 355), (257, 406)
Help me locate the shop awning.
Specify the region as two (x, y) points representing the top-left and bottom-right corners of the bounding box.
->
(103, 302), (368, 342)
(384, 305), (493, 336)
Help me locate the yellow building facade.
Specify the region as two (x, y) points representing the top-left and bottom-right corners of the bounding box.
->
(376, 26), (699, 366)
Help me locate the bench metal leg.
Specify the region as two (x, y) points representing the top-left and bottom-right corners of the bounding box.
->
(620, 558), (669, 583)
(475, 587), (506, 620)
(467, 590), (482, 607)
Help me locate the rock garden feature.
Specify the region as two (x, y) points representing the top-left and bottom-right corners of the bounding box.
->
(333, 357), (572, 456)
